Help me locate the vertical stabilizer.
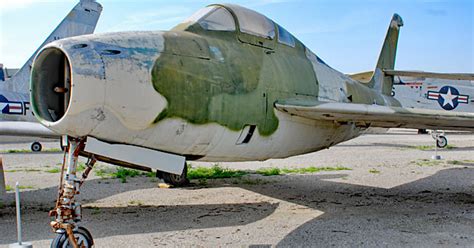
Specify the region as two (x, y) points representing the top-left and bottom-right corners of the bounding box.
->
(367, 14), (404, 95)
(2, 0), (103, 93)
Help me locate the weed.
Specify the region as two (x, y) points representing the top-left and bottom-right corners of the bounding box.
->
(116, 168), (141, 183)
(90, 207), (101, 215)
(45, 168), (61, 173)
(0, 148), (62, 153)
(410, 144), (456, 151)
(256, 167), (281, 176)
(77, 163), (87, 172)
(5, 185), (34, 191)
(187, 164), (248, 179)
(128, 200), (143, 206)
(282, 166), (351, 174)
(412, 159), (443, 167)
(369, 169), (381, 174)
(6, 168), (41, 173)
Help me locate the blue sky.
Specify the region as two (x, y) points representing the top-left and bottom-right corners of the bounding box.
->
(1, 0), (472, 73)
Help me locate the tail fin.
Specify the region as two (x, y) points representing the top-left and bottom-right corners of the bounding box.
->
(367, 14), (404, 95)
(4, 0), (103, 93)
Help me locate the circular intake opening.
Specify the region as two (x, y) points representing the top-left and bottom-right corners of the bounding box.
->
(31, 47), (72, 123)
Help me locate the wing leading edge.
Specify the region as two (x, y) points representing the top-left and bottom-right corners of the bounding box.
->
(275, 99), (474, 131)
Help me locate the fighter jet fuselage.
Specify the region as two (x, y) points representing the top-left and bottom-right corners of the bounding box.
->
(32, 5), (405, 161)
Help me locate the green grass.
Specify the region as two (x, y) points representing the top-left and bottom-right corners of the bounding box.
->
(45, 168), (61, 173)
(95, 167), (148, 183)
(5, 185), (35, 191)
(255, 166), (352, 176)
(255, 167), (281, 176)
(412, 159), (443, 167)
(4, 168), (41, 173)
(283, 166), (351, 174)
(116, 168), (141, 183)
(77, 163), (87, 172)
(369, 168), (381, 174)
(410, 144), (456, 151)
(187, 164), (351, 179)
(187, 164), (248, 179)
(128, 200), (143, 206)
(93, 164), (351, 183)
(0, 148), (62, 153)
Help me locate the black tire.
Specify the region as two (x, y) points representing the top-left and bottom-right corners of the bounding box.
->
(436, 136), (448, 148)
(31, 142), (42, 152)
(159, 164), (189, 187)
(51, 227), (94, 248)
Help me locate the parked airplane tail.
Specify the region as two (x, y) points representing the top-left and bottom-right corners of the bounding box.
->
(2, 0), (103, 94)
(365, 13), (404, 96)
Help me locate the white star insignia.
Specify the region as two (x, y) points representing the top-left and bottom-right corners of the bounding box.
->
(440, 88), (457, 108)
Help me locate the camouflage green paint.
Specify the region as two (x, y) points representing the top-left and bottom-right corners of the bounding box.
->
(152, 23), (318, 136)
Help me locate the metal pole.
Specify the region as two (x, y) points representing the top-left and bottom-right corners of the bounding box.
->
(0, 157), (5, 195)
(10, 182), (32, 248)
(15, 182), (22, 245)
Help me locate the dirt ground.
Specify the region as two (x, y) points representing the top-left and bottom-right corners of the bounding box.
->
(0, 130), (473, 247)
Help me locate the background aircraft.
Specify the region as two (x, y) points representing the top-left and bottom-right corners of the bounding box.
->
(26, 3), (474, 247)
(350, 71), (474, 147)
(0, 0), (103, 151)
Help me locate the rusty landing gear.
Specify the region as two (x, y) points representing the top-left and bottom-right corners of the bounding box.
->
(49, 137), (96, 248)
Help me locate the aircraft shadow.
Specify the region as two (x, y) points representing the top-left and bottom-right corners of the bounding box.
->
(235, 168), (474, 247)
(0, 176), (278, 244)
(1, 168), (472, 246)
(338, 142), (474, 151)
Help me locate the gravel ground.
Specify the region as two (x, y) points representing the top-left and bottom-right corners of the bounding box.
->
(0, 130), (473, 247)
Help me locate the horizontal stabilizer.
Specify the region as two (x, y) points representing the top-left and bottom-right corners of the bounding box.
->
(275, 99), (474, 131)
(0, 121), (59, 138)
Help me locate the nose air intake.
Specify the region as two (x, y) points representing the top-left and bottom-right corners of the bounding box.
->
(31, 47), (72, 123)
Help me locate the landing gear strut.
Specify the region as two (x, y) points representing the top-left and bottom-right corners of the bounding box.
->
(49, 137), (96, 248)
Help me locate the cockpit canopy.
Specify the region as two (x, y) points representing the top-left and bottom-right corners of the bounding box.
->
(177, 4), (296, 47)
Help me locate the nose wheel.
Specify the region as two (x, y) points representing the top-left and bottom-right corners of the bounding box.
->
(51, 226), (94, 248)
(49, 137), (96, 248)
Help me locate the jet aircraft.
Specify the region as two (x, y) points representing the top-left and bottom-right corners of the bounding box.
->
(350, 71), (474, 147)
(0, 0), (103, 151)
(28, 4), (474, 247)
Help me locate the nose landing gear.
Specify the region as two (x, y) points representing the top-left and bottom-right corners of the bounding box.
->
(49, 137), (96, 248)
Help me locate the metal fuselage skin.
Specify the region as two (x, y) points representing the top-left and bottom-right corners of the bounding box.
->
(31, 16), (399, 162)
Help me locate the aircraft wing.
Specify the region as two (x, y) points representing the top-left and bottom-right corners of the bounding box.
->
(383, 70), (474, 81)
(0, 121), (59, 138)
(348, 70), (474, 82)
(275, 99), (474, 131)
